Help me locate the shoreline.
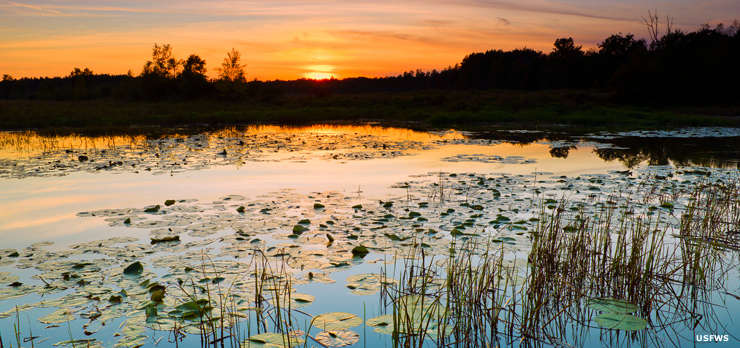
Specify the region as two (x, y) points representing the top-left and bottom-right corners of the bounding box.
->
(2, 90), (739, 134)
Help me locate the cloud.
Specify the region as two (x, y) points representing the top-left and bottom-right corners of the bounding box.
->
(333, 30), (442, 46)
(497, 17), (511, 25)
(4, 1), (62, 15)
(442, 0), (637, 23)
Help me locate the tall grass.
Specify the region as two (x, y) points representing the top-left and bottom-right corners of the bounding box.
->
(379, 179), (739, 347)
(169, 249), (309, 348)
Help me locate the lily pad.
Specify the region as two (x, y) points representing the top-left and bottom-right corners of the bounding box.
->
(123, 261), (143, 276)
(366, 314), (393, 327)
(314, 330), (360, 347)
(345, 273), (387, 295)
(351, 246), (369, 258)
(594, 312), (648, 331)
(150, 236), (180, 244)
(292, 225), (309, 235)
(312, 312), (362, 331)
(587, 298), (639, 314)
(245, 332), (304, 348)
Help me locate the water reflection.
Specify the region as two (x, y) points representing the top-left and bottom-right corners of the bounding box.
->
(594, 137), (740, 169)
(473, 130), (740, 168)
(2, 126), (738, 174)
(0, 125), (739, 348)
(0, 125), (465, 160)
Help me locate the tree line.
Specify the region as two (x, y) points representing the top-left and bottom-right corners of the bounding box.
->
(1, 19), (738, 105)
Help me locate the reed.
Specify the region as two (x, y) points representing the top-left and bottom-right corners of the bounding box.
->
(377, 179), (739, 347)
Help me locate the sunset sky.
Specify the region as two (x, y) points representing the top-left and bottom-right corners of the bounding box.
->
(1, 0), (738, 80)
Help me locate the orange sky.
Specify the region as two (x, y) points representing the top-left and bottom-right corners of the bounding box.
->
(1, 0), (738, 80)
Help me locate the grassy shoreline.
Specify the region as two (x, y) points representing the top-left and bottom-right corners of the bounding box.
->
(1, 90), (739, 133)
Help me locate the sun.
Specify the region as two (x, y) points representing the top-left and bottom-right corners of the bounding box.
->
(303, 71), (336, 80)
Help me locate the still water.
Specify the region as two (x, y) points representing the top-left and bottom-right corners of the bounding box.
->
(0, 125), (738, 347)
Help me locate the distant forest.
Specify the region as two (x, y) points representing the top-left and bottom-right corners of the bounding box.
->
(1, 19), (738, 105)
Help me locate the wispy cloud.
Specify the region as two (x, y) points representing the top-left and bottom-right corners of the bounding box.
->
(445, 0), (636, 22)
(4, 1), (61, 15)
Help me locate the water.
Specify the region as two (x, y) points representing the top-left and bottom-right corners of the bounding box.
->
(0, 125), (738, 347)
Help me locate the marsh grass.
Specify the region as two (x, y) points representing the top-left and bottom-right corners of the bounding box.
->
(378, 179), (739, 347)
(3, 177), (737, 348)
(167, 249), (311, 348)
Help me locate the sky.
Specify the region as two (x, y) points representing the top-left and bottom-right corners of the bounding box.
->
(1, 0), (738, 80)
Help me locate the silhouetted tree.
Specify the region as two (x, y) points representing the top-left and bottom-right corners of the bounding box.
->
(139, 43), (182, 100)
(179, 54), (210, 99)
(643, 10), (674, 48)
(142, 44), (181, 78)
(69, 67), (93, 78)
(182, 55), (206, 77)
(1, 22), (738, 105)
(219, 48), (246, 82)
(598, 34), (646, 58)
(551, 37), (583, 58)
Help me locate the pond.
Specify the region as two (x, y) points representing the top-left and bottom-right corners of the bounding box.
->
(0, 125), (738, 347)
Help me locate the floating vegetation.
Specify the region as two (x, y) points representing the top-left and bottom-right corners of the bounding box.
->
(244, 332), (304, 348)
(351, 245), (369, 258)
(593, 312), (648, 330)
(442, 153), (536, 164)
(345, 273), (390, 295)
(150, 235), (180, 244)
(0, 126), (469, 179)
(314, 329), (360, 347)
(123, 261), (143, 276)
(311, 312), (362, 331)
(1, 128), (739, 347)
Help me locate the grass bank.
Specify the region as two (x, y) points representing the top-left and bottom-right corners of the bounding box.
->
(1, 90), (739, 133)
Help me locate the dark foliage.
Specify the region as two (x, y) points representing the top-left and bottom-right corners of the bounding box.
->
(1, 23), (738, 105)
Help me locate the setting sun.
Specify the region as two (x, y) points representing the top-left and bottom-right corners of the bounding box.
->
(303, 71), (336, 80)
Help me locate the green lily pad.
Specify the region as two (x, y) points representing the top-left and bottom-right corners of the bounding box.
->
(594, 312), (648, 331)
(587, 298), (639, 314)
(292, 225), (309, 235)
(174, 299), (211, 321)
(351, 245), (369, 258)
(368, 295), (448, 336)
(123, 261), (143, 276)
(245, 332), (304, 348)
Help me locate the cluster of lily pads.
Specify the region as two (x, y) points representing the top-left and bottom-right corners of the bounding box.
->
(1, 160), (737, 346)
(0, 127), (479, 179)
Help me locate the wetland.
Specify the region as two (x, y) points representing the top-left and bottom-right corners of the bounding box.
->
(0, 124), (738, 347)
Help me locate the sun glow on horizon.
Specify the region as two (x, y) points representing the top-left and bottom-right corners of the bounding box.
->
(303, 71), (337, 80)
(302, 64), (337, 80)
